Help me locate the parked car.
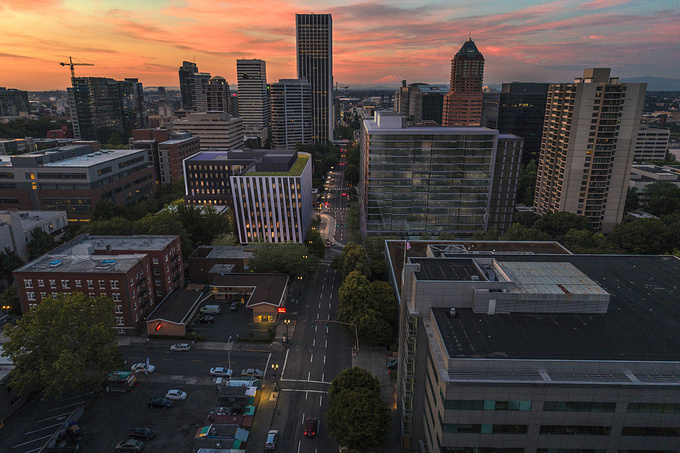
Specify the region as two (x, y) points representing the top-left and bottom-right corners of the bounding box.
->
(115, 439), (144, 451)
(170, 343), (191, 352)
(210, 367), (233, 377)
(165, 389), (187, 400)
(229, 301), (239, 311)
(200, 305), (221, 314)
(264, 430), (278, 451)
(241, 368), (264, 378)
(147, 397), (172, 409)
(130, 363), (155, 373)
(196, 315), (215, 324)
(129, 427), (156, 439)
(304, 418), (319, 438)
(386, 358), (398, 370)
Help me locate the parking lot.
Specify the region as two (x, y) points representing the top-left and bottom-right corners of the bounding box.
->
(190, 299), (268, 343)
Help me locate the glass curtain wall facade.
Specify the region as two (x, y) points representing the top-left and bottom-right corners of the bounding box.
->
(361, 121), (495, 235)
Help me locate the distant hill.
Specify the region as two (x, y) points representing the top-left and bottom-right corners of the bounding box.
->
(619, 77), (680, 92)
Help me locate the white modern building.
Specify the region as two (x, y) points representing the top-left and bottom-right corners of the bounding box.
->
(270, 78), (312, 149)
(634, 124), (670, 161)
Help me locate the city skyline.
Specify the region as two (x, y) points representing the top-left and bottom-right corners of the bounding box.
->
(1, 0), (677, 91)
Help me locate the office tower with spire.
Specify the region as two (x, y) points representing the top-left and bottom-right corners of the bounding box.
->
(442, 37), (485, 126)
(237, 59), (270, 144)
(206, 76), (230, 113)
(296, 13), (333, 144)
(534, 68), (646, 232)
(270, 78), (313, 149)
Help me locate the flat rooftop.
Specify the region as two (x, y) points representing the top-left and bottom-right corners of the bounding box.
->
(192, 246), (256, 260)
(16, 253), (145, 274)
(44, 149), (145, 167)
(412, 258), (482, 281)
(502, 261), (608, 295)
(432, 254), (680, 361)
(147, 289), (203, 324)
(211, 274), (288, 308)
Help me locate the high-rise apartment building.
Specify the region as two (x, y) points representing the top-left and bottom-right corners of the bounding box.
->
(360, 111), (522, 236)
(0, 87), (30, 116)
(206, 76), (230, 113)
(131, 129), (200, 184)
(270, 78), (312, 149)
(237, 59), (270, 143)
(178, 61), (211, 111)
(386, 239), (680, 452)
(497, 83), (550, 162)
(534, 68), (646, 232)
(442, 37), (484, 127)
(296, 13), (333, 144)
(394, 81), (448, 126)
(172, 111), (244, 151)
(68, 77), (146, 143)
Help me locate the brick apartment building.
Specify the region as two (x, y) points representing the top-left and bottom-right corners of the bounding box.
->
(131, 129), (200, 184)
(13, 235), (184, 335)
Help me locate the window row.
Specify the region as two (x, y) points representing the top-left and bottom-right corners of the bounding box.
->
(26, 279), (120, 290)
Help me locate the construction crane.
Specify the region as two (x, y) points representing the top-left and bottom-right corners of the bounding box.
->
(59, 56), (94, 79)
(334, 82), (349, 98)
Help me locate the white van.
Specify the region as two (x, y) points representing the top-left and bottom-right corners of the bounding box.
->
(200, 305), (221, 314)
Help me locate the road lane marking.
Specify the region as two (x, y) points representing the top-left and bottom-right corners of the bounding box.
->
(308, 371), (311, 380)
(323, 355), (326, 364)
(281, 389), (327, 394)
(282, 349), (290, 378)
(264, 352), (272, 379)
(322, 284), (324, 289)
(319, 395), (323, 407)
(325, 340), (327, 348)
(318, 302), (321, 308)
(298, 441), (302, 453)
(25, 422), (63, 435)
(322, 373), (325, 383)
(313, 339), (316, 347)
(310, 354), (313, 362)
(320, 293), (323, 299)
(327, 314), (330, 320)
(48, 401), (83, 412)
(329, 303), (331, 309)
(11, 434), (53, 448)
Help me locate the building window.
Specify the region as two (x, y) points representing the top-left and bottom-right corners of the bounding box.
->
(115, 305), (123, 314)
(87, 280), (93, 289)
(38, 279), (44, 287)
(116, 317), (125, 326)
(544, 401), (616, 412)
(61, 280), (70, 289)
(40, 292), (47, 299)
(24, 279), (33, 288)
(154, 269), (160, 275)
(539, 425), (610, 435)
(112, 293), (121, 302)
(111, 280), (119, 289)
(99, 280), (105, 289)
(155, 279), (161, 286)
(131, 291), (135, 299)
(153, 258), (159, 264)
(75, 280), (82, 287)
(156, 290), (162, 297)
(28, 303), (37, 310)
(50, 280), (56, 289)
(133, 304), (137, 310)
(27, 292), (36, 301)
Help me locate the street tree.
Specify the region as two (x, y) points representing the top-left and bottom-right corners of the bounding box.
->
(609, 218), (670, 255)
(337, 271), (373, 324)
(0, 247), (24, 285)
(642, 182), (680, 216)
(329, 367), (381, 402)
(305, 228), (326, 258)
(333, 242), (369, 280)
(0, 284), (21, 316)
(27, 228), (57, 260)
(533, 211), (592, 238)
(212, 233), (238, 246)
(328, 386), (391, 450)
(250, 243), (319, 277)
(2, 292), (120, 399)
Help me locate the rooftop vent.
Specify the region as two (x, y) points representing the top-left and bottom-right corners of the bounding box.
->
(100, 259), (116, 265)
(49, 259), (62, 267)
(471, 275), (479, 281)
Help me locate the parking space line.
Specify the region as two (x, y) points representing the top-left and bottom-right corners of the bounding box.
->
(36, 413), (72, 423)
(11, 434), (53, 448)
(310, 354), (313, 363)
(48, 401), (83, 412)
(25, 422), (63, 435)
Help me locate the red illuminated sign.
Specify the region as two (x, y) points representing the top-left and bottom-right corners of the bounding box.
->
(155, 323), (162, 331)
(277, 307), (286, 313)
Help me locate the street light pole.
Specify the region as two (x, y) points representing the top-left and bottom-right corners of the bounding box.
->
(271, 363), (279, 391)
(227, 335), (232, 376)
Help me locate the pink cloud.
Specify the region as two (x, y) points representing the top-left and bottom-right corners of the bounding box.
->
(577, 0), (635, 11)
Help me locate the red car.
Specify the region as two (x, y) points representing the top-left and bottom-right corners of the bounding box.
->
(304, 418), (319, 438)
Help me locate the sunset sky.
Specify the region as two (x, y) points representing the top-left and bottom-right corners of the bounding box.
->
(1, 0), (678, 91)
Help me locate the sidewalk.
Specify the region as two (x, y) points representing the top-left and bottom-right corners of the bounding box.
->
(352, 341), (401, 453)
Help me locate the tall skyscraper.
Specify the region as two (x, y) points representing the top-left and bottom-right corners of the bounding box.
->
(68, 77), (145, 142)
(178, 61), (211, 111)
(496, 82), (550, 162)
(206, 76), (230, 113)
(270, 78), (312, 149)
(296, 13), (333, 144)
(534, 68), (646, 232)
(442, 37), (484, 126)
(179, 61), (198, 110)
(237, 59), (270, 143)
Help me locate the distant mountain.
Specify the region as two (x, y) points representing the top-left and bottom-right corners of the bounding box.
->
(619, 77), (680, 91)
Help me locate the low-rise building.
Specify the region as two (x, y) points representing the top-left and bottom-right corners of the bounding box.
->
(173, 111), (244, 151)
(0, 143), (154, 222)
(131, 129), (200, 184)
(13, 234), (184, 335)
(0, 210), (68, 261)
(629, 164), (680, 191)
(634, 124), (670, 161)
(187, 245), (256, 282)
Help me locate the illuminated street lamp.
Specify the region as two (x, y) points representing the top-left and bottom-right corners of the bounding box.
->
(271, 363), (280, 391)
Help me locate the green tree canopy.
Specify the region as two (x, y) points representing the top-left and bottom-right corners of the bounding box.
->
(250, 243), (319, 277)
(0, 248), (24, 285)
(533, 211), (593, 238)
(333, 242), (369, 280)
(3, 292), (120, 399)
(329, 367), (381, 402)
(305, 228), (326, 258)
(501, 224), (552, 241)
(0, 284), (21, 316)
(624, 187), (640, 214)
(641, 182), (680, 216)
(27, 228), (57, 260)
(212, 233), (238, 246)
(609, 218), (670, 255)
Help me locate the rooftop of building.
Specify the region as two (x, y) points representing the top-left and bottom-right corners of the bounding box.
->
(14, 234), (178, 274)
(211, 273), (288, 308)
(456, 37), (483, 57)
(44, 149), (145, 167)
(431, 254), (680, 361)
(0, 210), (67, 230)
(416, 84), (449, 93)
(147, 289), (203, 324)
(190, 245), (256, 260)
(365, 111), (497, 135)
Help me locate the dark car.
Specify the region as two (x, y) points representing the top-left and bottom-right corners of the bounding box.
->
(129, 427), (156, 439)
(304, 418), (319, 438)
(115, 439), (144, 451)
(147, 397), (172, 409)
(196, 315), (215, 324)
(229, 301), (239, 311)
(325, 240), (332, 247)
(387, 358), (398, 370)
